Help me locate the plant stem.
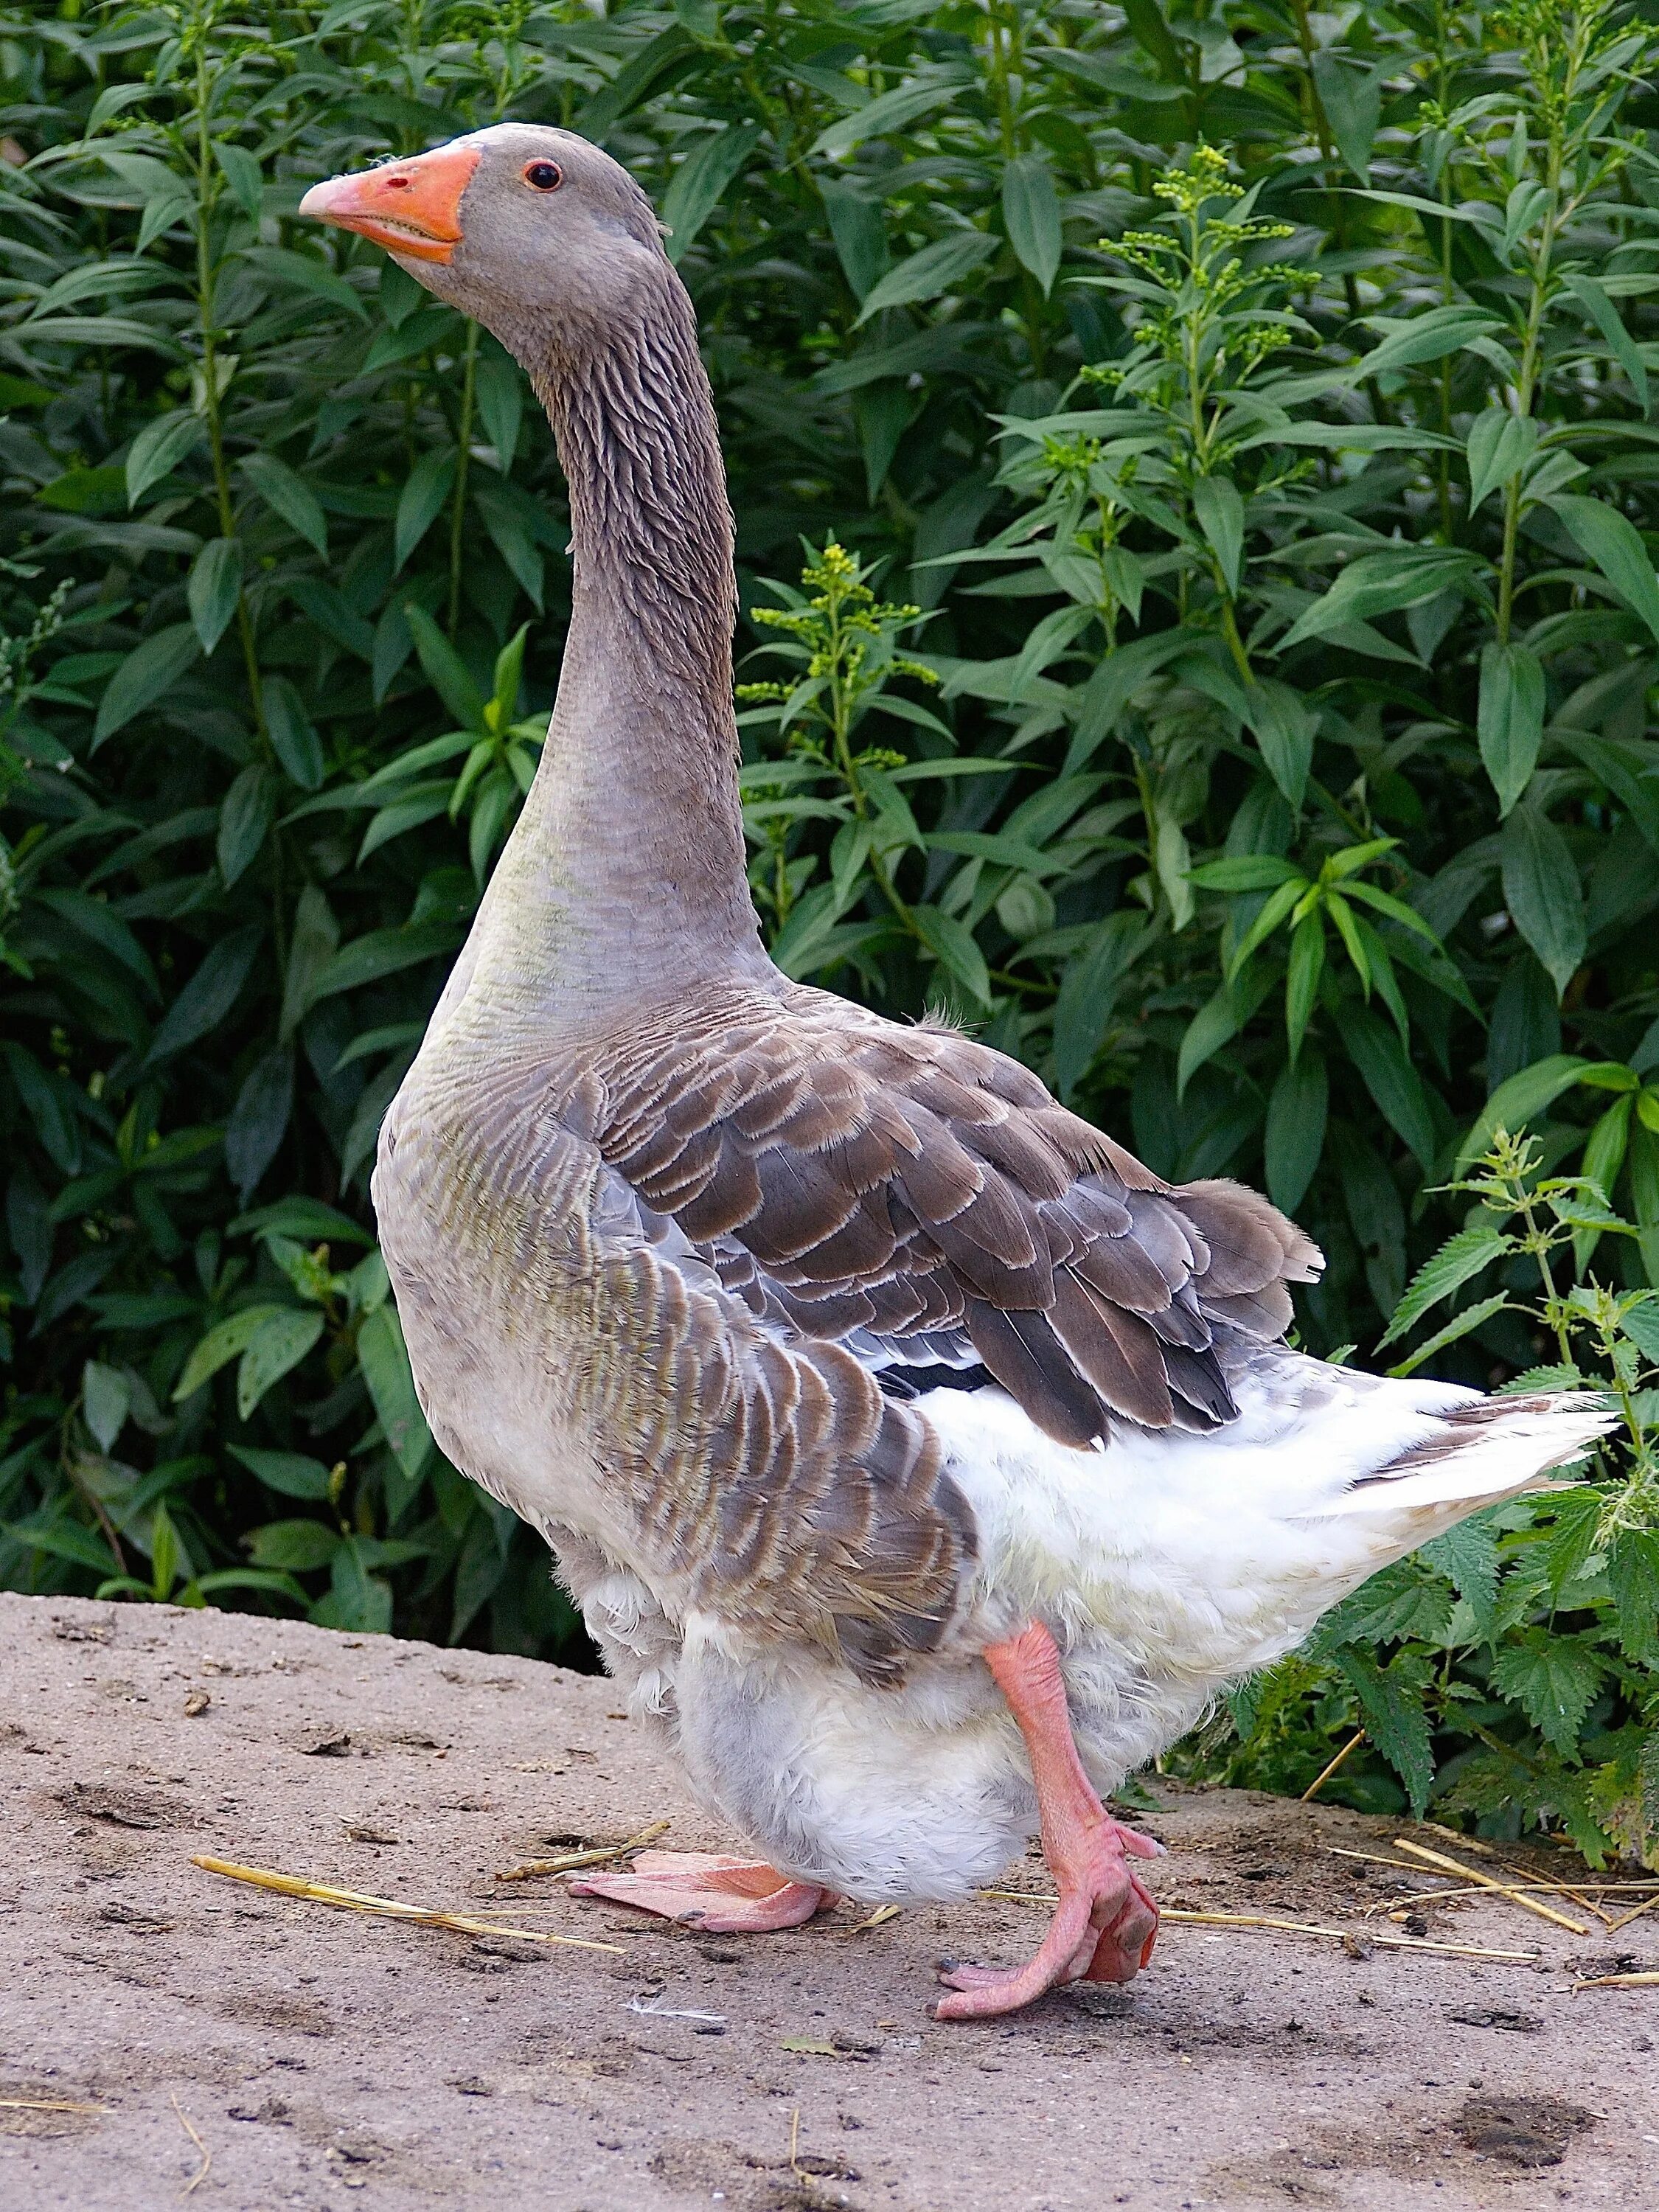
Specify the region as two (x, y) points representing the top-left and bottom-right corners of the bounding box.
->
(447, 321), (480, 639)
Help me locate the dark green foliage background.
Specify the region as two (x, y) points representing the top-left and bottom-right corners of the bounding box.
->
(3, 0), (1658, 1852)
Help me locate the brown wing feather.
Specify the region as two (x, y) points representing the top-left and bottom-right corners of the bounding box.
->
(574, 980), (1323, 1453)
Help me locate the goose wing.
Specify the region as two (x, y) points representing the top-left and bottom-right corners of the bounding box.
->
(578, 981), (1322, 1453)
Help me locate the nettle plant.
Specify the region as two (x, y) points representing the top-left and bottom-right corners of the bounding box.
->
(1204, 1124), (1659, 1862)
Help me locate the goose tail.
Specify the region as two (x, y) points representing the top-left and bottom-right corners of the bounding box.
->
(1317, 1388), (1615, 1535)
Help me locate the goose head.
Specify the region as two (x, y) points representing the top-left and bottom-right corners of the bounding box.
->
(300, 125), (669, 369)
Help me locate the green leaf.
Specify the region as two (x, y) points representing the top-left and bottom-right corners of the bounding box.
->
(1240, 678), (1315, 809)
(218, 764), (273, 888)
(82, 1360), (130, 1453)
(1278, 549), (1475, 652)
(1477, 641), (1545, 815)
(1052, 912), (1152, 1101)
(187, 537), (241, 655)
(1001, 155), (1062, 295)
(1357, 305), (1504, 380)
(1464, 407), (1537, 515)
(307, 920), (459, 1004)
(855, 232), (999, 326)
(662, 120), (762, 263)
(240, 452), (328, 557)
(1461, 1054), (1591, 1166)
(1550, 494), (1659, 650)
(1190, 855), (1302, 894)
(910, 902), (992, 1008)
(1380, 1223), (1514, 1349)
(1120, 0), (1185, 79)
(262, 676), (326, 790)
(228, 1444), (333, 1500)
(405, 604), (486, 729)
(1387, 1293), (1511, 1378)
(358, 1302), (434, 1486)
(1419, 1512), (1500, 1632)
(1491, 1637), (1604, 1756)
(1345, 1007), (1437, 1169)
(146, 927), (262, 1068)
(394, 447), (456, 570)
(125, 408), (202, 506)
(214, 138), (264, 220)
(1264, 1047), (1327, 1214)
(1501, 804), (1585, 998)
(1192, 476), (1245, 596)
(473, 341), (523, 470)
(1284, 911), (1324, 1060)
(1333, 1647), (1433, 1815)
(93, 623), (201, 745)
(1311, 51), (1384, 180)
(237, 1307), (325, 1419)
(173, 1302), (292, 1400)
(810, 66), (970, 161)
(224, 1048), (293, 1206)
(1562, 272), (1649, 411)
(247, 1517), (341, 1572)
(821, 181), (888, 303)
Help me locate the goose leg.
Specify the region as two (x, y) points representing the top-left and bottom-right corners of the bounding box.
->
(933, 1621), (1161, 2021)
(569, 1850), (836, 1932)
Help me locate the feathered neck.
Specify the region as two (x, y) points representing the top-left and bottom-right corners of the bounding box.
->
(445, 260), (765, 1039)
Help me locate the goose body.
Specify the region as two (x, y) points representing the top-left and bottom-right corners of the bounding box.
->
(306, 127), (1612, 2013)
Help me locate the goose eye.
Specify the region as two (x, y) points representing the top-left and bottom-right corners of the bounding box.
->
(524, 160), (563, 192)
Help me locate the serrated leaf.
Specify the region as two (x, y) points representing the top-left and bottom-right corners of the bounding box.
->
(1419, 1512), (1501, 1631)
(1491, 1637), (1604, 1756)
(1387, 1293), (1512, 1378)
(1380, 1223), (1513, 1347)
(1334, 1646), (1433, 1815)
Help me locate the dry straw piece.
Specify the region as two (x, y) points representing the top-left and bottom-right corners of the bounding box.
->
(1389, 1835), (1591, 1933)
(191, 1854), (625, 1952)
(1574, 1971), (1659, 1992)
(495, 1818), (671, 1882)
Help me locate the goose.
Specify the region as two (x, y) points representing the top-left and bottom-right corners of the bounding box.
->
(302, 128), (1612, 2020)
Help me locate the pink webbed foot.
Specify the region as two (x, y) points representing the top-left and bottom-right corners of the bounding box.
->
(568, 1849), (836, 1933)
(933, 1624), (1164, 2023)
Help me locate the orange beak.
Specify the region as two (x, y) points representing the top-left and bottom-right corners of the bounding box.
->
(299, 141), (481, 264)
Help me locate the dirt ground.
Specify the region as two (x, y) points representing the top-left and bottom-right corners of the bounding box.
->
(2, 1591), (1656, 2212)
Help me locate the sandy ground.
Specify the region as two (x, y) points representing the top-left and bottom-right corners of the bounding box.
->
(2, 1592), (1656, 2212)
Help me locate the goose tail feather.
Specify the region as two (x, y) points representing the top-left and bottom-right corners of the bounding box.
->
(1318, 1389), (1615, 1528)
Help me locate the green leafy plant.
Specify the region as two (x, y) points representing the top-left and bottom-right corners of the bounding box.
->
(0, 0), (1655, 1844)
(1208, 1124), (1659, 1862)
